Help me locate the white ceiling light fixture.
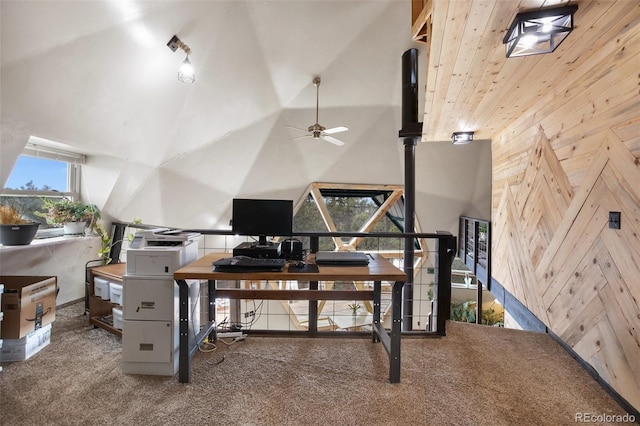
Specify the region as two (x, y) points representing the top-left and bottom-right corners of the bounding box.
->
(503, 4), (578, 58)
(451, 131), (474, 145)
(167, 35), (195, 84)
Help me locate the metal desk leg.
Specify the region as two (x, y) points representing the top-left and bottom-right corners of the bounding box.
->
(372, 281), (381, 343)
(389, 280), (404, 383)
(177, 279), (191, 383)
(309, 280), (318, 335)
(208, 280), (217, 341)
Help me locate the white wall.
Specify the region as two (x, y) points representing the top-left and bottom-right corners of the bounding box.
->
(415, 139), (492, 234)
(93, 137), (492, 234)
(0, 236), (102, 306)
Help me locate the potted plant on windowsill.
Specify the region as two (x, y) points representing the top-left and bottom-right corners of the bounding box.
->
(0, 204), (40, 246)
(37, 198), (100, 235)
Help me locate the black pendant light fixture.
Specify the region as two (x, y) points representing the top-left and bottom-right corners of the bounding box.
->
(503, 4), (578, 58)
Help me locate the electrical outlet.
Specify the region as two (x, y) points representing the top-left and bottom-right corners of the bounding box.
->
(609, 212), (621, 229)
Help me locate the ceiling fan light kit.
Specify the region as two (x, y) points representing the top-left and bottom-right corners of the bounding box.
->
(288, 76), (348, 146)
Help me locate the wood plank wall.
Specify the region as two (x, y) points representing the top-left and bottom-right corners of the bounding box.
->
(491, 6), (640, 410)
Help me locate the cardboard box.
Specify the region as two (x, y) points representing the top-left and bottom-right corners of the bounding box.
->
(0, 323), (51, 362)
(0, 276), (57, 339)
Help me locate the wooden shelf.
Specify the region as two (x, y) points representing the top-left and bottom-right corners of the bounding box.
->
(88, 263), (125, 337)
(90, 316), (122, 338)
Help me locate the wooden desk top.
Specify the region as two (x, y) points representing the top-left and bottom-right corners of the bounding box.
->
(90, 262), (126, 281)
(174, 252), (406, 282)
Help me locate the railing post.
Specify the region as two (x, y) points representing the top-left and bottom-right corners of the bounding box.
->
(435, 231), (456, 335)
(309, 235), (319, 254)
(399, 48), (423, 332)
(309, 235), (319, 335)
(109, 222), (127, 263)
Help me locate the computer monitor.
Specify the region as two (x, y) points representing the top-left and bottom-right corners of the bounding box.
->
(232, 198), (293, 246)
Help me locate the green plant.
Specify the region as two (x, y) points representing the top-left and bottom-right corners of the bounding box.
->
(95, 218), (142, 264)
(450, 300), (477, 323)
(0, 204), (29, 224)
(94, 222), (113, 264)
(347, 303), (361, 315)
(427, 282), (434, 301)
(36, 198), (100, 226)
(450, 300), (505, 326)
(481, 304), (504, 327)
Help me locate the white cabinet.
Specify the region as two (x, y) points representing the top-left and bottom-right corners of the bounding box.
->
(121, 236), (199, 376)
(122, 277), (177, 321)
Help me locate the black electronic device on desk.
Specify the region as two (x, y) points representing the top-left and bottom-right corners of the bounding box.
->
(233, 241), (282, 259)
(280, 238), (303, 260)
(213, 256), (287, 272)
(315, 251), (370, 266)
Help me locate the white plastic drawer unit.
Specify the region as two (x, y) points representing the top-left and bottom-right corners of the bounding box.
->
(93, 277), (111, 301)
(112, 307), (123, 330)
(109, 282), (123, 306)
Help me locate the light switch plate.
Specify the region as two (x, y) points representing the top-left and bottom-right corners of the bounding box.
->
(609, 211), (621, 229)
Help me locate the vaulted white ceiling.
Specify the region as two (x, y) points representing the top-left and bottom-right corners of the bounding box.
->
(2, 0), (417, 163)
(1, 0), (491, 231)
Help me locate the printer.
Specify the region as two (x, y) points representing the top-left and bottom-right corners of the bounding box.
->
(126, 228), (200, 277)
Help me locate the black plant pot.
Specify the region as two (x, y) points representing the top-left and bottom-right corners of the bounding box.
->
(0, 223), (40, 246)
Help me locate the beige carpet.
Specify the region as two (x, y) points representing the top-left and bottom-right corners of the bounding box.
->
(0, 302), (630, 425)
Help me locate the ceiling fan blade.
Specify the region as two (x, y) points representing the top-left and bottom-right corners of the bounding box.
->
(285, 124), (308, 132)
(291, 134), (312, 141)
(323, 126), (348, 135)
(322, 135), (345, 146)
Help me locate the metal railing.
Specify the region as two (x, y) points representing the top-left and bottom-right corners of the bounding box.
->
(457, 216), (491, 324)
(458, 216), (490, 289)
(108, 222), (456, 336)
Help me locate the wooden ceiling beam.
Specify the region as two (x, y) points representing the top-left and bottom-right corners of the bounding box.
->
(411, 0), (433, 43)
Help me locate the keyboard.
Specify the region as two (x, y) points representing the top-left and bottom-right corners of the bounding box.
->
(212, 255), (287, 272)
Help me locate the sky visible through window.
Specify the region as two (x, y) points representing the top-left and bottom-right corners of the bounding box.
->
(5, 156), (67, 191)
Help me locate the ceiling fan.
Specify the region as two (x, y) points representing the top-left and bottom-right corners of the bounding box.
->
(288, 76), (348, 146)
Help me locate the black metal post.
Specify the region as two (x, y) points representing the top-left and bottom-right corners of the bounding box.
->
(109, 223), (126, 263)
(309, 235), (319, 253)
(208, 280), (217, 341)
(403, 139), (416, 331)
(389, 280), (404, 383)
(309, 235), (319, 335)
(178, 279), (191, 383)
(399, 48), (423, 332)
(372, 281), (381, 343)
(435, 232), (456, 335)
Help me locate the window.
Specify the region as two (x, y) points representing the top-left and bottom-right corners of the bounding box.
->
(1, 140), (85, 234)
(292, 183), (422, 252)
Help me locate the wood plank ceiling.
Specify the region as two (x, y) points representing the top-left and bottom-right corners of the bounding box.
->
(411, 0), (626, 143)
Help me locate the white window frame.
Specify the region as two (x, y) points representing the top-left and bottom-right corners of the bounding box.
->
(2, 141), (86, 238)
(2, 142), (85, 200)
